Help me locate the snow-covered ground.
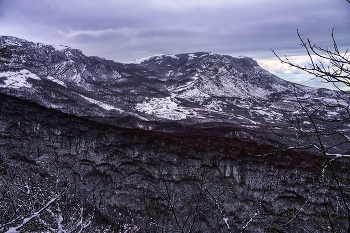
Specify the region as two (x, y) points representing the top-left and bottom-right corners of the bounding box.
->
(79, 94), (124, 112)
(136, 96), (194, 120)
(128, 54), (179, 64)
(0, 69), (40, 89)
(46, 76), (67, 87)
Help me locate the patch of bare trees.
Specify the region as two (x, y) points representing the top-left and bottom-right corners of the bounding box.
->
(0, 165), (93, 233)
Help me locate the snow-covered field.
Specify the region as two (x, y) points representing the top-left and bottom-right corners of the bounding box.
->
(0, 69), (40, 89)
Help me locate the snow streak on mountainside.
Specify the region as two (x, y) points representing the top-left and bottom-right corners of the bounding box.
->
(0, 36), (345, 126)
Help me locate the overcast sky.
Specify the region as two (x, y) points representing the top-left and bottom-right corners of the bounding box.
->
(1, 0), (349, 88)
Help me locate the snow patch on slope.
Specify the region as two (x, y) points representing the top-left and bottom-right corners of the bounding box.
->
(52, 44), (70, 51)
(171, 71), (271, 100)
(1, 37), (26, 46)
(78, 94), (124, 112)
(0, 69), (40, 89)
(136, 96), (243, 121)
(136, 97), (191, 120)
(128, 54), (179, 64)
(46, 76), (67, 87)
(188, 54), (198, 60)
(136, 96), (211, 120)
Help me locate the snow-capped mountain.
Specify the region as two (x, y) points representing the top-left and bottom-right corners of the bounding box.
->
(0, 36), (344, 126)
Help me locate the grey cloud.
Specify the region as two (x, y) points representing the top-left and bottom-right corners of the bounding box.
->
(0, 0), (349, 65)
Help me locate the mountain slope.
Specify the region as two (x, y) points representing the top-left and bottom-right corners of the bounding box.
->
(0, 36), (344, 126)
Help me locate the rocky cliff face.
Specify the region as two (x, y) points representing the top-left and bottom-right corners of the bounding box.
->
(0, 36), (349, 232)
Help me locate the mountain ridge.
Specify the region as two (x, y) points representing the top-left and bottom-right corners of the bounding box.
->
(1, 35), (343, 128)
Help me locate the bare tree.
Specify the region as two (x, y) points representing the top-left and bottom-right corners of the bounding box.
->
(272, 20), (350, 232)
(0, 165), (93, 233)
(273, 29), (350, 93)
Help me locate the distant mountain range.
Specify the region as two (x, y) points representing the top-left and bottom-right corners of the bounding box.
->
(0, 36), (345, 129)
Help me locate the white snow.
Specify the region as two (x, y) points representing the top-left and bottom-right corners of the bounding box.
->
(1, 37), (24, 46)
(128, 56), (155, 64)
(128, 54), (179, 64)
(78, 94), (124, 112)
(223, 217), (231, 231)
(170, 70), (271, 101)
(166, 54), (179, 59)
(218, 67), (228, 74)
(134, 64), (283, 121)
(242, 212), (258, 230)
(238, 55), (248, 59)
(320, 97), (348, 106)
(175, 86), (211, 101)
(327, 153), (350, 163)
(52, 44), (70, 51)
(252, 108), (283, 121)
(5, 197), (57, 233)
(136, 96), (193, 120)
(270, 83), (288, 92)
(0, 69), (40, 89)
(46, 76), (67, 87)
(205, 101), (223, 111)
(233, 114), (258, 125)
(136, 95), (260, 123)
(188, 54), (197, 60)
